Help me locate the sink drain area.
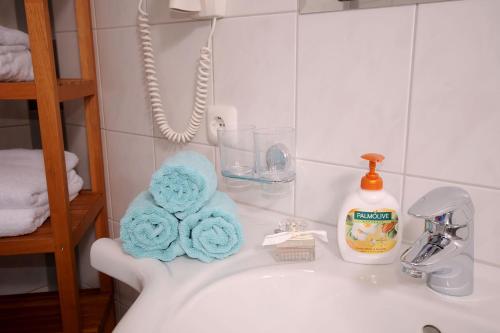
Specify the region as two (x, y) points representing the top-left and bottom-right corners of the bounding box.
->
(422, 325), (442, 333)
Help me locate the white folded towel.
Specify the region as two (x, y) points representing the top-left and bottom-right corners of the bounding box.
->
(0, 45), (28, 55)
(0, 149), (78, 170)
(0, 191), (79, 237)
(0, 149), (80, 209)
(0, 50), (34, 81)
(0, 25), (29, 47)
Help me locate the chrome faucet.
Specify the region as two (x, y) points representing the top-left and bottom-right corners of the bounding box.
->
(400, 187), (474, 296)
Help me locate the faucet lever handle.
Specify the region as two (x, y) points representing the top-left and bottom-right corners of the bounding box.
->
(408, 187), (474, 227)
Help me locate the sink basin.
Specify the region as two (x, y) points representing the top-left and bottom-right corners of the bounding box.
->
(91, 205), (500, 333)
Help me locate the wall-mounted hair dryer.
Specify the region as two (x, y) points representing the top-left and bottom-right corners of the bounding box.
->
(169, 0), (202, 12)
(137, 0), (226, 143)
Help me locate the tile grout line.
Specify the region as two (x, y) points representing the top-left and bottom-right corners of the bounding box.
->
(93, 23), (115, 222)
(103, 126), (500, 192)
(400, 5), (419, 212)
(293, 10), (299, 217)
(296, 157), (500, 191)
(85, 10), (298, 33)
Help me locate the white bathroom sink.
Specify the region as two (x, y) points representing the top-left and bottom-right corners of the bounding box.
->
(91, 205), (500, 333)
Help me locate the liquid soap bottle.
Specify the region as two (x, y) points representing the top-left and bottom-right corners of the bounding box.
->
(337, 153), (401, 264)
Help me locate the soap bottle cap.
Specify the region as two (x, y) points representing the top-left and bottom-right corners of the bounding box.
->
(360, 153), (384, 190)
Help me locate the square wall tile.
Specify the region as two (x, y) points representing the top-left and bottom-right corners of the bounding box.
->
(93, 0), (140, 29)
(295, 160), (403, 225)
(55, 32), (86, 126)
(0, 126), (32, 149)
(77, 227), (99, 289)
(101, 130), (113, 220)
(0, 255), (49, 295)
(106, 131), (155, 220)
(148, 0), (201, 24)
(150, 20), (213, 144)
(51, 0), (76, 32)
(112, 221), (121, 239)
(225, 0), (297, 17)
(215, 149), (294, 215)
(214, 13), (296, 128)
(116, 281), (140, 307)
(402, 176), (500, 267)
(97, 27), (153, 136)
(115, 301), (132, 322)
(148, 0), (296, 24)
(65, 124), (91, 189)
(154, 138), (215, 168)
(406, 0), (500, 188)
(297, 6), (415, 172)
(0, 1), (19, 29)
(0, 101), (30, 127)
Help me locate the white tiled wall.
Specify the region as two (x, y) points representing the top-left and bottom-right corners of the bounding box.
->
(49, 0), (500, 317)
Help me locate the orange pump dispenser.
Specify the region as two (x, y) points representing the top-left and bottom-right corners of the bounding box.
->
(360, 153), (384, 190)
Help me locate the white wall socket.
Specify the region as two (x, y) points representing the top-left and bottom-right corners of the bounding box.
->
(206, 105), (238, 145)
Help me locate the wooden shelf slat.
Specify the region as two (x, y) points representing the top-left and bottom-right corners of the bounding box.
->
(0, 78), (95, 101)
(0, 191), (104, 256)
(0, 289), (113, 333)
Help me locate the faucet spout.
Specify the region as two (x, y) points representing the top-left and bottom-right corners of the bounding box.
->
(400, 187), (474, 297)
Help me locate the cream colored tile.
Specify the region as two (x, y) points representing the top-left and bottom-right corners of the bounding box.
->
(215, 148), (294, 215)
(295, 160), (403, 226)
(97, 27), (153, 136)
(65, 124), (91, 189)
(149, 0), (297, 24)
(149, 20), (213, 144)
(225, 0), (297, 16)
(77, 227), (99, 289)
(402, 176), (500, 266)
(0, 101), (30, 127)
(154, 138), (215, 168)
(0, 255), (48, 295)
(0, 126), (32, 149)
(406, 0), (500, 187)
(93, 0), (141, 28)
(106, 131), (155, 220)
(112, 221), (121, 239)
(55, 31), (86, 126)
(101, 130), (113, 219)
(214, 13), (296, 129)
(0, 1), (19, 29)
(297, 6), (415, 172)
(116, 281), (139, 307)
(52, 0), (76, 32)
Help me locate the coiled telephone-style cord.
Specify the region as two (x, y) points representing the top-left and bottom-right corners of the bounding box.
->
(138, 0), (216, 143)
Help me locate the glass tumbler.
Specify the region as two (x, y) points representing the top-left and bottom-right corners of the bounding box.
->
(218, 125), (256, 182)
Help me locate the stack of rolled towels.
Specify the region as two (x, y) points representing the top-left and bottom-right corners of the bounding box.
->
(120, 151), (243, 263)
(0, 25), (34, 81)
(0, 149), (84, 237)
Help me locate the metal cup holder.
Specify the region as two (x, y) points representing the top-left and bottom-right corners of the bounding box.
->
(218, 126), (296, 185)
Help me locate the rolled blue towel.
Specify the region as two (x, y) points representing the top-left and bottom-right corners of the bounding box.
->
(178, 192), (243, 263)
(120, 192), (184, 261)
(149, 151), (217, 220)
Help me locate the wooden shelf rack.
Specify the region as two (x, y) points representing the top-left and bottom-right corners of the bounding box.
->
(0, 0), (114, 332)
(0, 79), (96, 101)
(0, 289), (114, 333)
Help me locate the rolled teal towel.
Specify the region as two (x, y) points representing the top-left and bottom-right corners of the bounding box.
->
(149, 151), (217, 220)
(120, 192), (184, 262)
(178, 192), (243, 263)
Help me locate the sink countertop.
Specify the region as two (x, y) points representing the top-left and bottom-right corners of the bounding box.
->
(91, 204), (500, 333)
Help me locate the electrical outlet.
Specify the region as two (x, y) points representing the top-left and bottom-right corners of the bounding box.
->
(207, 105), (237, 145)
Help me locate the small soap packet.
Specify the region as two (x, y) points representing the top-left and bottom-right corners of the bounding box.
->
(262, 217), (328, 262)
